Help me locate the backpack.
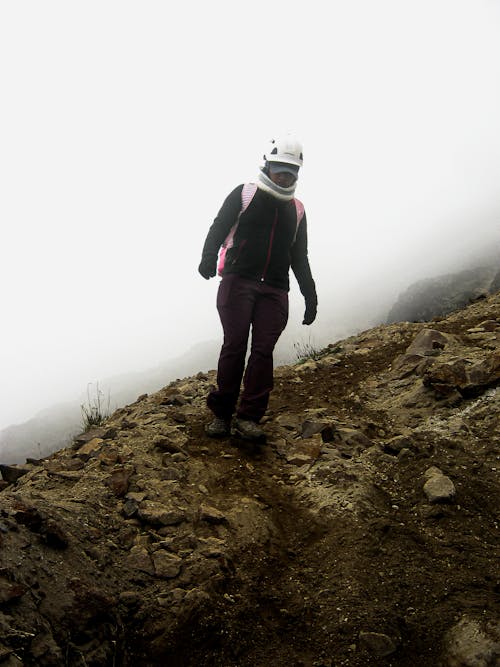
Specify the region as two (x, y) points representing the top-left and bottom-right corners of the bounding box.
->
(217, 183), (305, 276)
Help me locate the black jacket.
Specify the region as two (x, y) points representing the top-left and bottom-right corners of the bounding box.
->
(200, 185), (317, 303)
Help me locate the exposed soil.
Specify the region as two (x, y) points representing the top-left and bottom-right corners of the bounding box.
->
(0, 292), (499, 666)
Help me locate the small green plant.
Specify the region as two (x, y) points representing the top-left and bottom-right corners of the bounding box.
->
(293, 337), (323, 363)
(81, 382), (110, 431)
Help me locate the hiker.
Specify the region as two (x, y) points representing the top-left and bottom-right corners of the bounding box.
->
(198, 135), (317, 441)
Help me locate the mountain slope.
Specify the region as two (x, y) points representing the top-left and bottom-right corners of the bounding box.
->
(0, 292), (499, 666)
(0, 340), (220, 465)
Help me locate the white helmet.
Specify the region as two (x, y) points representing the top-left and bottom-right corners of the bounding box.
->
(264, 134), (303, 168)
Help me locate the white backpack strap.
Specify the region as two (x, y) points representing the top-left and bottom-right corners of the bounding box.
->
(223, 183), (258, 251)
(241, 182), (258, 213)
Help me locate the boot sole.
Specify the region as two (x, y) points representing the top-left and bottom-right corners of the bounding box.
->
(230, 427), (266, 445)
(204, 428), (230, 438)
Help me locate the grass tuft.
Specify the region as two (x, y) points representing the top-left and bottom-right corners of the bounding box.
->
(293, 337), (324, 363)
(81, 382), (110, 431)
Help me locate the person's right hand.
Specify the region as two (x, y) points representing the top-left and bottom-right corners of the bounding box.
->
(302, 300), (317, 325)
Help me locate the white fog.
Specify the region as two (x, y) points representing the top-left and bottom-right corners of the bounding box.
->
(1, 1), (499, 437)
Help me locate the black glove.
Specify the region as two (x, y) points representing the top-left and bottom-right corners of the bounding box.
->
(198, 259), (216, 280)
(302, 300), (317, 325)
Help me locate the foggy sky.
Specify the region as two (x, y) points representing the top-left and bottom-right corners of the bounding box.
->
(1, 0), (500, 431)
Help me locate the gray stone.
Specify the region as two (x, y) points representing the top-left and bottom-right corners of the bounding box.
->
(286, 453), (313, 466)
(0, 464), (31, 484)
(152, 551), (182, 579)
(443, 616), (500, 666)
(127, 546), (154, 574)
(0, 644), (15, 662)
(171, 452), (188, 462)
(161, 394), (189, 406)
(275, 415), (298, 431)
(122, 498), (139, 518)
(334, 428), (373, 457)
(359, 631), (397, 657)
(105, 466), (134, 497)
(13, 504), (69, 548)
(198, 537), (226, 558)
(73, 426), (117, 446)
(477, 320), (499, 332)
(125, 491), (147, 502)
(119, 591), (141, 607)
(423, 350), (500, 397)
(383, 435), (412, 455)
(0, 577), (27, 604)
(75, 438), (104, 460)
(138, 501), (186, 526)
(0, 648), (23, 666)
(183, 587), (211, 610)
(30, 631), (63, 663)
(160, 466), (184, 481)
(464, 351), (500, 394)
(199, 504), (227, 524)
(423, 470), (456, 503)
(406, 329), (450, 355)
(152, 428), (188, 454)
(397, 448), (412, 463)
(301, 420), (334, 441)
(424, 466), (444, 479)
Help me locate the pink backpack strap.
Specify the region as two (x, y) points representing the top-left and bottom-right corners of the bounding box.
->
(292, 197), (305, 243)
(217, 183), (258, 276)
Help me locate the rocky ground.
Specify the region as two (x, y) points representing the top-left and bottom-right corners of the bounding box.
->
(0, 292), (499, 666)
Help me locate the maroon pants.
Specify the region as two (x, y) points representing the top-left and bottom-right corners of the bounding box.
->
(207, 274), (289, 422)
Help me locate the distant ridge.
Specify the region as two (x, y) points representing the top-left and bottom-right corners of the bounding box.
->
(387, 263), (499, 323)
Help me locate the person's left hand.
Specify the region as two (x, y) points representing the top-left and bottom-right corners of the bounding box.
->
(198, 259), (216, 280)
(302, 300), (317, 325)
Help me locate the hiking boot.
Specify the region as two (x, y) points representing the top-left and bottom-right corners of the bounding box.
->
(205, 417), (231, 438)
(231, 417), (266, 443)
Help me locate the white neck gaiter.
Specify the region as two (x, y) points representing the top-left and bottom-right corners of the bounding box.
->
(256, 168), (296, 201)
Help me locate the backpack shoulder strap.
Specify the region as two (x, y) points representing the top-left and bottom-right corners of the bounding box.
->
(224, 183), (257, 245)
(293, 197), (305, 223)
(224, 183), (257, 248)
(241, 182), (258, 212)
(292, 197), (305, 243)
(217, 183), (258, 276)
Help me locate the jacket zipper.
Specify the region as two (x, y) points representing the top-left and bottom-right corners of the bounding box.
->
(261, 209), (278, 281)
(231, 239), (247, 264)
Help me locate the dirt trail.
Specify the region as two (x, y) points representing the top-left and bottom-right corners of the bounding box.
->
(170, 405), (497, 666)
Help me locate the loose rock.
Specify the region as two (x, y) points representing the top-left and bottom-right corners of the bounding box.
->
(443, 616), (500, 667)
(199, 504), (227, 524)
(359, 631), (397, 657)
(0, 465), (31, 484)
(138, 501), (187, 526)
(152, 550), (183, 579)
(423, 467), (456, 503)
